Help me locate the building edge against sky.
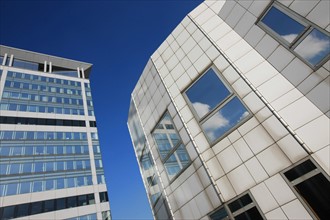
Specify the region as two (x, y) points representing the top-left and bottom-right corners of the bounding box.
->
(128, 0), (329, 219)
(0, 45), (111, 220)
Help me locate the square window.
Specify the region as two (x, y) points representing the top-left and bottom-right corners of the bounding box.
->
(185, 68), (231, 119)
(184, 67), (250, 144)
(258, 2), (330, 68)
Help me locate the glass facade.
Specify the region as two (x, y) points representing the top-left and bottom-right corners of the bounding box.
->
(0, 193), (95, 219)
(128, 102), (172, 219)
(0, 71), (84, 115)
(0, 47), (110, 219)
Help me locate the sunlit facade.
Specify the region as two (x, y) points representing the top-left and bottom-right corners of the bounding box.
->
(0, 45), (111, 220)
(128, 0), (329, 219)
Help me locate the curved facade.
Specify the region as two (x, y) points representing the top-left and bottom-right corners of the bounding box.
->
(128, 1), (330, 219)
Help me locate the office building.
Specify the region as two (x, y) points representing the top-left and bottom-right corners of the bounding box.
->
(128, 0), (329, 219)
(0, 45), (111, 220)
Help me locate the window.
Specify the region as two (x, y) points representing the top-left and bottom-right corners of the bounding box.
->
(99, 192), (109, 202)
(259, 2), (330, 68)
(209, 193), (264, 220)
(184, 68), (250, 144)
(283, 159), (330, 219)
(152, 112), (190, 180)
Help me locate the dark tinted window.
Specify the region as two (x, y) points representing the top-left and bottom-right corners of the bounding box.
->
(235, 207), (263, 220)
(16, 204), (29, 218)
(210, 207), (228, 220)
(78, 195), (87, 206)
(295, 173), (330, 219)
(30, 201), (43, 215)
(67, 196), (77, 208)
(1, 206), (15, 219)
(284, 160), (316, 181)
(100, 192), (109, 202)
(228, 194), (252, 212)
(88, 194), (95, 204)
(44, 200), (55, 212)
(56, 198), (66, 210)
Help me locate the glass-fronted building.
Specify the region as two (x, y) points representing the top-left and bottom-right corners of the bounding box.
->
(0, 45), (111, 220)
(128, 0), (329, 219)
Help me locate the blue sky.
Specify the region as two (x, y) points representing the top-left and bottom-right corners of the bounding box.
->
(0, 0), (202, 219)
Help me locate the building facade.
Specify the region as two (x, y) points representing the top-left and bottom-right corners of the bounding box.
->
(0, 45), (111, 220)
(128, 0), (330, 219)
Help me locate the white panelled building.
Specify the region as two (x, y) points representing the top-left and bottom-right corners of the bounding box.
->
(0, 45), (111, 220)
(128, 0), (330, 219)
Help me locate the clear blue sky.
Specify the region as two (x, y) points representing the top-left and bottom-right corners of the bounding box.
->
(0, 0), (202, 219)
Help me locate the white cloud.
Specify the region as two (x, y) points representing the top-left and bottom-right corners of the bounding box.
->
(294, 32), (330, 61)
(192, 102), (211, 118)
(239, 111), (249, 121)
(281, 33), (298, 43)
(193, 102), (230, 140)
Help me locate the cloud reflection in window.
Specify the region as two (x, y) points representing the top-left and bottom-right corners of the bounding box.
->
(201, 97), (249, 142)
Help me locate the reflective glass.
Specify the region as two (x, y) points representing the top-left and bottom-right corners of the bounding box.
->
(67, 196), (77, 208)
(35, 146), (44, 155)
(44, 200), (55, 212)
(34, 162), (44, 172)
(294, 173), (330, 219)
(6, 183), (18, 195)
(45, 179), (55, 190)
(186, 69), (231, 118)
(0, 164), (8, 175)
(154, 133), (172, 159)
(56, 198), (66, 210)
(78, 195), (87, 206)
(262, 6), (305, 44)
(12, 146), (23, 155)
(67, 177), (75, 188)
(20, 182), (31, 194)
(294, 29), (330, 66)
(66, 161), (74, 170)
(16, 203), (29, 218)
(57, 146), (64, 155)
(22, 163), (33, 173)
(202, 97), (249, 142)
(9, 163), (20, 174)
(164, 154), (180, 178)
(2, 206), (15, 219)
(76, 161), (83, 169)
(0, 184), (4, 197)
(235, 207), (263, 220)
(85, 160), (91, 169)
(66, 146), (74, 154)
(56, 178), (65, 189)
(0, 147), (10, 156)
(33, 181), (43, 192)
(15, 132), (24, 140)
(86, 176), (93, 185)
(77, 176), (85, 186)
(25, 147), (33, 155)
(30, 201), (42, 215)
(45, 162), (54, 172)
(210, 207), (228, 220)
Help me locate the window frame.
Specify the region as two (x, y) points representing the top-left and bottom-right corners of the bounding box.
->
(151, 110), (191, 182)
(208, 192), (265, 220)
(257, 1), (330, 69)
(183, 66), (252, 145)
(280, 157), (330, 219)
